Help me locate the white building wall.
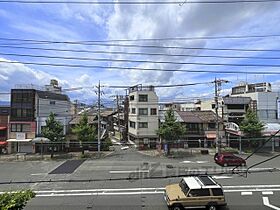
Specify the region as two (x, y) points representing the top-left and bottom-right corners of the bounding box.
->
(128, 90), (159, 139)
(36, 97), (72, 135)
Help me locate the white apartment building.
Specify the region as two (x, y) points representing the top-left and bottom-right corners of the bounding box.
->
(128, 85), (159, 149)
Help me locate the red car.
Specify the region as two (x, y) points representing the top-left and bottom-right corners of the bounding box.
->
(214, 153), (246, 167)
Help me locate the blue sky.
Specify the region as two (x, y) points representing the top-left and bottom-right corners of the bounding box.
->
(1, 1), (280, 105)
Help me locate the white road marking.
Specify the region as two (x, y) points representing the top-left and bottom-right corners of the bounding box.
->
(223, 184), (280, 189)
(181, 161), (193, 163)
(180, 160), (209, 164)
(121, 146), (129, 150)
(36, 191), (164, 197)
(212, 175), (233, 179)
(196, 161), (209, 164)
(109, 170), (149, 174)
(263, 197), (280, 210)
(30, 173), (47, 176)
(262, 192), (274, 195)
(241, 192), (253, 195)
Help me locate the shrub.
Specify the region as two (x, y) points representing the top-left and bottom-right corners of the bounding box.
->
(0, 190), (36, 210)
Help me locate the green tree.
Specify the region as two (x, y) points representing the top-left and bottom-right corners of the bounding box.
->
(0, 190), (35, 210)
(240, 109), (264, 148)
(72, 113), (97, 154)
(157, 109), (186, 155)
(41, 112), (64, 158)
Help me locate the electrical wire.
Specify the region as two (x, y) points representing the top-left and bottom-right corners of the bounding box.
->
(0, 0), (279, 5)
(2, 42), (280, 52)
(2, 34), (280, 43)
(2, 60), (280, 74)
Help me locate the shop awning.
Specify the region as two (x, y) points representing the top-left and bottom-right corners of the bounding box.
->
(0, 126), (7, 130)
(206, 133), (216, 139)
(0, 141), (7, 146)
(6, 139), (33, 142)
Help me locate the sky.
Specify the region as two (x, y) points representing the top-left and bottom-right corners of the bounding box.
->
(1, 0), (280, 106)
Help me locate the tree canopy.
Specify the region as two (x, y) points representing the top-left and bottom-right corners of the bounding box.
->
(157, 109), (186, 143)
(240, 108), (264, 137)
(72, 113), (96, 142)
(41, 112), (64, 142)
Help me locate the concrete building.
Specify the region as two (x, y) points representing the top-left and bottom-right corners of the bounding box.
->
(0, 106), (9, 153)
(222, 96), (252, 125)
(128, 85), (159, 149)
(230, 82), (280, 123)
(180, 101), (201, 111)
(8, 80), (72, 153)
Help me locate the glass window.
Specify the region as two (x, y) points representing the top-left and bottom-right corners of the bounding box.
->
(139, 94), (148, 102)
(212, 188), (224, 196)
(129, 121), (135, 128)
(151, 108), (157, 115)
(22, 124), (31, 132)
(208, 123), (216, 129)
(188, 189), (210, 197)
(139, 122), (148, 128)
(139, 108), (148, 115)
(11, 124), (17, 132)
(50, 101), (56, 105)
(130, 95), (134, 101)
(132, 108), (136, 114)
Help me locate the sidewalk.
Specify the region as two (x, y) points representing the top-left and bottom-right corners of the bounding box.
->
(0, 151), (113, 162)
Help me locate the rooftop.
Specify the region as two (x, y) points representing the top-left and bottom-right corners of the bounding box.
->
(223, 96), (251, 105)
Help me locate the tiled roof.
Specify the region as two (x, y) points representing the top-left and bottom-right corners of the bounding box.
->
(177, 110), (221, 123)
(69, 115), (97, 125)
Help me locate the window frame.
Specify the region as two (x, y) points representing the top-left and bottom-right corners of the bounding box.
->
(139, 94), (148, 102)
(139, 108), (148, 116)
(139, 122), (148, 128)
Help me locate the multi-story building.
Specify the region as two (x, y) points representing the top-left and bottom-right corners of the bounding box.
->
(222, 96), (252, 125)
(0, 106), (9, 152)
(231, 82), (272, 95)
(230, 82), (280, 123)
(7, 80), (72, 153)
(128, 85), (159, 149)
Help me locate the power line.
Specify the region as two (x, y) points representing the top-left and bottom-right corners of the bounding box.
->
(2, 59), (280, 72)
(2, 44), (280, 59)
(2, 34), (280, 43)
(0, 40), (280, 52)
(0, 0), (279, 4)
(2, 51), (280, 63)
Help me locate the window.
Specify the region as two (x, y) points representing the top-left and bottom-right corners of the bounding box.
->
(211, 104), (216, 109)
(139, 108), (148, 115)
(139, 94), (148, 102)
(132, 108), (136, 114)
(150, 108), (157, 115)
(227, 104), (245, 109)
(50, 101), (56, 105)
(22, 124), (31, 132)
(129, 121), (136, 128)
(208, 123), (216, 129)
(130, 95), (135, 101)
(212, 188), (224, 196)
(11, 124), (31, 132)
(139, 122), (148, 128)
(188, 189), (210, 197)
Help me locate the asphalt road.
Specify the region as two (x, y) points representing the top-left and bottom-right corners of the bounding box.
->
(0, 145), (280, 210)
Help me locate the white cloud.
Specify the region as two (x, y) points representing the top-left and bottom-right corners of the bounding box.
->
(106, 2), (279, 86)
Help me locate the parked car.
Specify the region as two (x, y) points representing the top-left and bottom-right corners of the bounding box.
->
(164, 176), (226, 210)
(214, 153), (246, 167)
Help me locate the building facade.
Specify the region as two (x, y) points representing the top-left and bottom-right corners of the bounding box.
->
(128, 85), (159, 149)
(8, 80), (72, 153)
(0, 106), (10, 152)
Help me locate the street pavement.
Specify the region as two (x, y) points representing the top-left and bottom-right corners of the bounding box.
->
(0, 145), (280, 210)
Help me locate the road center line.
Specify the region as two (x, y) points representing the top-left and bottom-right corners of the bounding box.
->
(263, 197), (280, 210)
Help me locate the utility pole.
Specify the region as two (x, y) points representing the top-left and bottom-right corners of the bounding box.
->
(116, 94), (122, 140)
(214, 78), (229, 154)
(97, 80), (101, 155)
